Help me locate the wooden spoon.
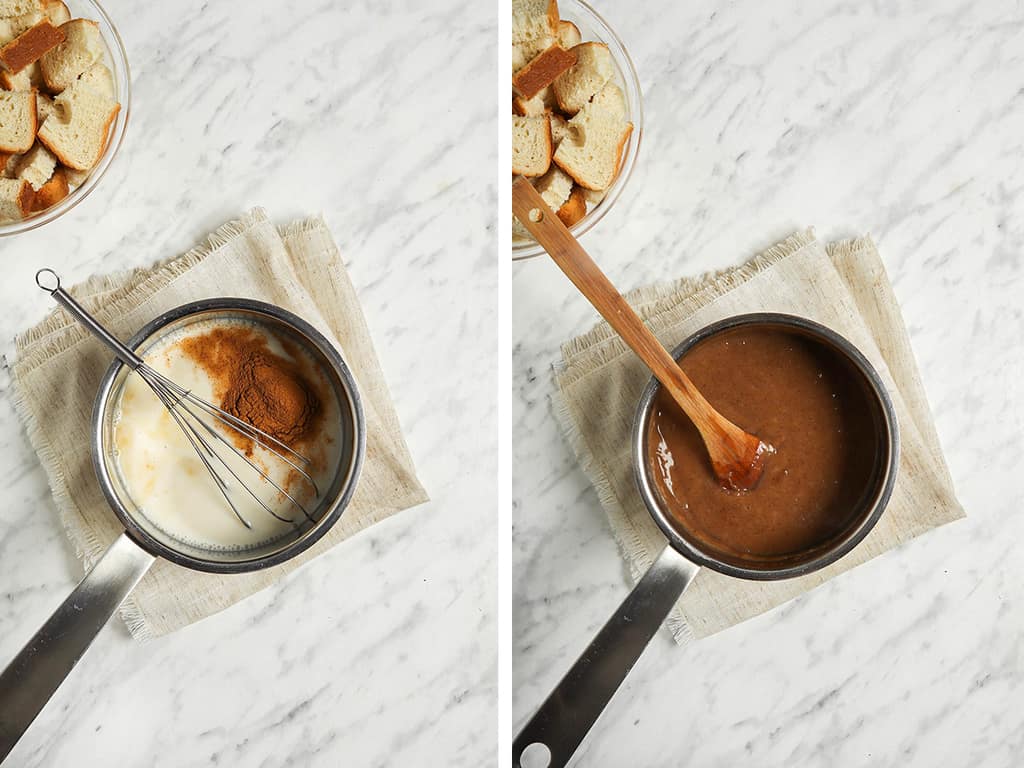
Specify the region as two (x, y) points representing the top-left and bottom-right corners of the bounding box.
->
(512, 177), (770, 492)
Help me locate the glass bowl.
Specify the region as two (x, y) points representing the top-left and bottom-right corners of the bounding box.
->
(0, 0), (130, 237)
(511, 0), (643, 261)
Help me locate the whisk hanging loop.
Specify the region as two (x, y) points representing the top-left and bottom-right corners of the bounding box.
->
(36, 269), (320, 528)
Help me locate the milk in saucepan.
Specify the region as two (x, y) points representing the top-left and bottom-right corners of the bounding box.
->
(110, 318), (343, 551)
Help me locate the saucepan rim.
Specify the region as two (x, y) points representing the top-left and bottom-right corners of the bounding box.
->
(90, 297), (366, 574)
(631, 312), (900, 581)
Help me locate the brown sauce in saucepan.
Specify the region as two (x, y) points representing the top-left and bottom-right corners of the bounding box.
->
(645, 325), (881, 566)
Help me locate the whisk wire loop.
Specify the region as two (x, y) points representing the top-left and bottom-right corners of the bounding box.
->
(38, 269), (320, 529)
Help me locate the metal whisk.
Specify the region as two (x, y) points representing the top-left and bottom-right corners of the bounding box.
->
(35, 269), (320, 529)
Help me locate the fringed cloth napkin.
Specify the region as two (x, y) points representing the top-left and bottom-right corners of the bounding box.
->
(8, 209), (428, 640)
(554, 229), (963, 643)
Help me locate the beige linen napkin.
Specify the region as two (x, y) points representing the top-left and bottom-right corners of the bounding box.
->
(554, 229), (963, 643)
(9, 208), (428, 640)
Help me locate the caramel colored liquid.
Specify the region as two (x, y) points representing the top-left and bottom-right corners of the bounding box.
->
(646, 326), (880, 566)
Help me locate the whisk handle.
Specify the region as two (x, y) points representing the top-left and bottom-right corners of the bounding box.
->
(36, 269), (144, 369)
(0, 533), (154, 761)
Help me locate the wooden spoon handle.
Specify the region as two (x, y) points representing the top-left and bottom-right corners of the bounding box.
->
(512, 178), (719, 440)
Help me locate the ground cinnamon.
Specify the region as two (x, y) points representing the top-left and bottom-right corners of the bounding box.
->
(180, 326), (321, 451)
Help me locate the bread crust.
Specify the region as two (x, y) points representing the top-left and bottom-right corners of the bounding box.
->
(513, 45), (576, 100)
(5, 176), (35, 217)
(42, 0), (69, 25)
(38, 99), (118, 170)
(0, 89), (36, 152)
(30, 164), (66, 210)
(543, 0), (559, 34)
(613, 121), (633, 179)
(556, 185), (587, 227)
(512, 92), (539, 117)
(553, 119), (632, 191)
(0, 19), (64, 74)
(512, 0), (558, 42)
(557, 20), (581, 48)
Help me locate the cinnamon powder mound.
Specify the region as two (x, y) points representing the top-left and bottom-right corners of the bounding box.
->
(180, 327), (322, 451)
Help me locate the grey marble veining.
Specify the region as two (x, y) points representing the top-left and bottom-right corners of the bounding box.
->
(0, 0), (496, 766)
(513, 1), (1024, 765)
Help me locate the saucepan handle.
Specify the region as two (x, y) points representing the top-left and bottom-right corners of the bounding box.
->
(0, 532), (155, 762)
(513, 545), (700, 767)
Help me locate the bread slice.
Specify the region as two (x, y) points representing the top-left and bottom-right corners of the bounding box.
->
(0, 10), (42, 47)
(42, 0), (69, 26)
(512, 33), (552, 74)
(533, 165), (573, 212)
(512, 91), (541, 117)
(0, 89), (36, 152)
(557, 185), (587, 227)
(0, 18), (64, 74)
(35, 88), (56, 120)
(1, 151), (18, 176)
(552, 42), (614, 114)
(0, 59), (40, 89)
(61, 162), (87, 186)
(511, 0), (558, 73)
(14, 141), (54, 189)
(513, 45), (576, 100)
(29, 163), (64, 209)
(0, 0), (41, 17)
(76, 62), (113, 97)
(549, 111), (569, 146)
(511, 114), (551, 177)
(39, 19), (103, 92)
(558, 20), (581, 49)
(512, 0), (558, 44)
(590, 82), (626, 120)
(567, 83), (628, 145)
(37, 78), (118, 169)
(512, 85), (557, 117)
(512, 166), (574, 241)
(0, 176), (33, 220)
(553, 88), (633, 191)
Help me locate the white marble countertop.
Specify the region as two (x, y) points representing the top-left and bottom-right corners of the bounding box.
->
(0, 1), (496, 766)
(514, 1), (1023, 766)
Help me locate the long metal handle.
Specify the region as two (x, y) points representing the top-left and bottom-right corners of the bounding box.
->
(513, 545), (699, 768)
(0, 532), (155, 762)
(35, 268), (144, 369)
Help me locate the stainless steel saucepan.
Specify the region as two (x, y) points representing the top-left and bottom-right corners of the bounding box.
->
(0, 298), (366, 762)
(514, 313), (900, 768)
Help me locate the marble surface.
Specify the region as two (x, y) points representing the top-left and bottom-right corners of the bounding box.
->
(513, 1), (1024, 766)
(0, 1), (496, 766)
